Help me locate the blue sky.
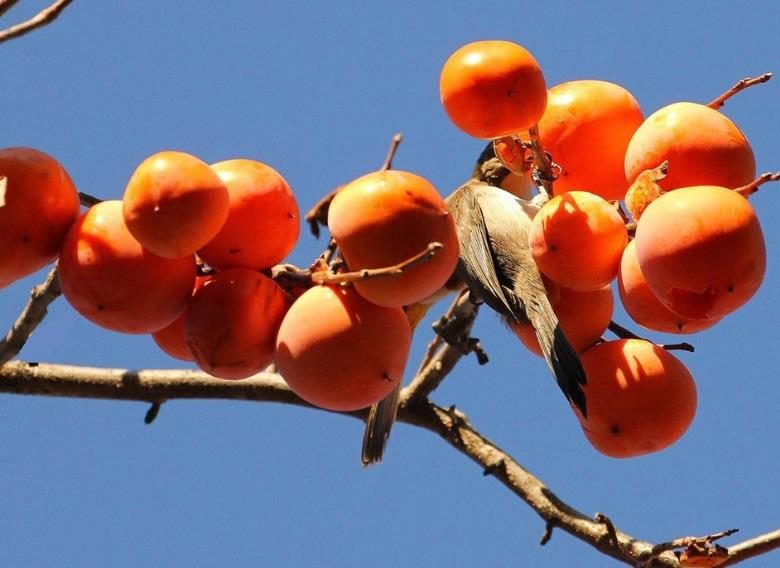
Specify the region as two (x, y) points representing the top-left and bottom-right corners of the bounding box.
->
(1, 2), (778, 566)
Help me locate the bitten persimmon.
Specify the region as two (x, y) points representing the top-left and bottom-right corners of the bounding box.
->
(624, 102), (755, 190)
(512, 284), (613, 356)
(328, 170), (459, 308)
(123, 151), (229, 258)
(633, 185), (765, 320)
(0, 147), (80, 287)
(529, 191), (628, 290)
(185, 268), (289, 380)
(576, 339), (697, 458)
(58, 200), (197, 333)
(536, 80), (644, 200)
(440, 40), (547, 139)
(618, 240), (720, 334)
(275, 285), (411, 412)
(198, 159), (299, 270)
(151, 275), (210, 361)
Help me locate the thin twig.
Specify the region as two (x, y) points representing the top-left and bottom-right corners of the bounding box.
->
(735, 171), (780, 198)
(313, 242), (442, 285)
(0, 265), (61, 365)
(0, 0), (74, 44)
(0, 0), (22, 20)
(78, 191), (102, 207)
(381, 133), (403, 171)
(526, 125), (556, 197)
(607, 321), (695, 353)
(723, 528), (780, 566)
(304, 185), (342, 239)
(707, 72), (773, 110)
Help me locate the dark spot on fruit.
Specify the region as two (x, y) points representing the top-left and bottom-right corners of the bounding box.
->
(610, 424), (620, 435)
(20, 234), (30, 243)
(96, 303), (105, 311)
(381, 372), (393, 382)
(549, 244), (558, 252)
(228, 248), (241, 254)
(727, 284), (735, 293)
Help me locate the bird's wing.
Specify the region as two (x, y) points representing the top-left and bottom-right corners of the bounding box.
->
(446, 183), (517, 318)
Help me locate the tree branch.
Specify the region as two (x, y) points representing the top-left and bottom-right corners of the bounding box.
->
(0, 360), (774, 565)
(0, 265), (61, 365)
(0, 0), (74, 44)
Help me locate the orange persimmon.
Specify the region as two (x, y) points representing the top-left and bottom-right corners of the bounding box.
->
(185, 268), (289, 379)
(624, 102), (755, 190)
(123, 150), (229, 258)
(328, 170), (459, 308)
(633, 185), (765, 320)
(576, 339), (697, 458)
(536, 80), (644, 200)
(198, 159), (299, 270)
(275, 285), (411, 412)
(58, 200), (197, 333)
(151, 275), (210, 361)
(617, 240), (720, 334)
(439, 40), (547, 139)
(0, 147), (80, 287)
(529, 191), (628, 290)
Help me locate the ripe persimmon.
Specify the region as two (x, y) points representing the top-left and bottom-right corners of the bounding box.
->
(275, 285), (411, 412)
(529, 191), (628, 290)
(536, 80), (644, 200)
(512, 284), (613, 356)
(185, 268), (289, 379)
(151, 275), (210, 361)
(624, 102), (755, 190)
(123, 150), (229, 258)
(634, 185), (765, 320)
(198, 159), (299, 270)
(576, 339), (697, 458)
(0, 147), (80, 287)
(439, 40), (547, 139)
(58, 200), (197, 333)
(618, 240), (720, 334)
(328, 170), (459, 308)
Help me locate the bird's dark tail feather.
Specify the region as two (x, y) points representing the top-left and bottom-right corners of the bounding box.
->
(527, 299), (588, 417)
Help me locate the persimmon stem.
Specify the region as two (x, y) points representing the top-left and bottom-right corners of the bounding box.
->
(526, 125), (557, 197)
(607, 321), (695, 353)
(707, 72), (773, 109)
(735, 171), (780, 197)
(381, 132), (403, 171)
(312, 242), (443, 285)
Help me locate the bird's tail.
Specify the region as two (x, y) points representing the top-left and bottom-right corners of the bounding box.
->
(361, 301), (432, 466)
(524, 294), (588, 416)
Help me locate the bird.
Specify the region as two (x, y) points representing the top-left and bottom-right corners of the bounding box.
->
(361, 144), (587, 466)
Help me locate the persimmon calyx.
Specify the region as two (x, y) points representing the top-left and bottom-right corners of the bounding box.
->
(625, 161), (669, 221)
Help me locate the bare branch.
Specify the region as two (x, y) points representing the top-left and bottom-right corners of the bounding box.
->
(0, 265), (61, 365)
(0, 0), (75, 44)
(0, 1), (23, 20)
(722, 529), (780, 566)
(607, 320), (695, 353)
(707, 72), (773, 110)
(734, 171), (780, 198)
(314, 242), (442, 285)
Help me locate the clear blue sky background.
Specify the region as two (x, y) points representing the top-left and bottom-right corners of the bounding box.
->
(1, 2), (778, 567)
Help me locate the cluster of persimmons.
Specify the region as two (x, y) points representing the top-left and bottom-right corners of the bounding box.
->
(0, 39), (770, 459)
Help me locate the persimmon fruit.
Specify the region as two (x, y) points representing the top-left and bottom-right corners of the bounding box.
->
(185, 268), (289, 379)
(123, 150), (229, 258)
(151, 275), (210, 361)
(617, 240), (720, 334)
(512, 283), (613, 356)
(439, 40), (547, 139)
(58, 200), (197, 333)
(536, 80), (644, 200)
(633, 185), (765, 320)
(328, 170), (459, 308)
(275, 285), (411, 412)
(624, 102), (755, 190)
(576, 339), (697, 458)
(529, 191), (628, 290)
(0, 147), (80, 287)
(198, 159), (299, 270)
